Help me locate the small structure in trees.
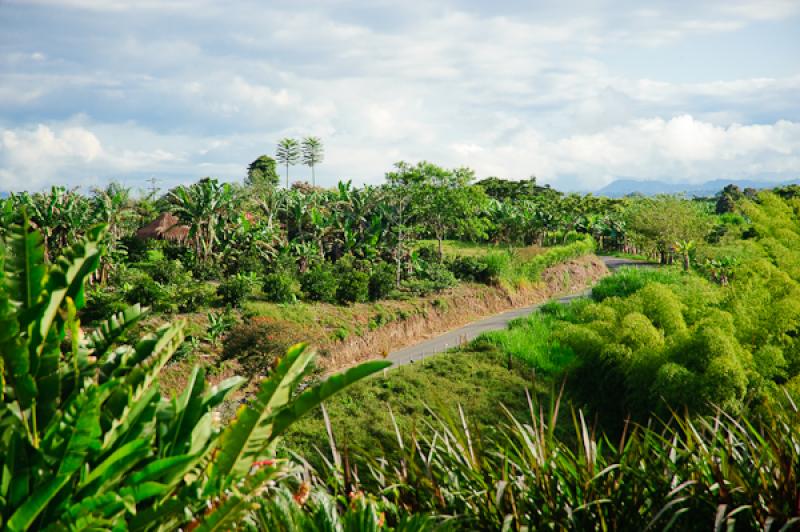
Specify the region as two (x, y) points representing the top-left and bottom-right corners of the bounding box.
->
(135, 212), (190, 242)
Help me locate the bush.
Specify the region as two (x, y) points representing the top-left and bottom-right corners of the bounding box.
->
(222, 317), (296, 373)
(123, 268), (169, 309)
(301, 265), (339, 303)
(480, 252), (511, 283)
(336, 268), (370, 304)
(263, 272), (300, 303)
(83, 288), (127, 323)
(218, 273), (257, 307)
(369, 262), (396, 301)
(591, 266), (682, 302)
(139, 258), (185, 284)
(171, 280), (215, 313)
(449, 255), (490, 283)
(418, 261), (457, 290)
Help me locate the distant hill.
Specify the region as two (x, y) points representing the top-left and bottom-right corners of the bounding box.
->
(594, 178), (800, 198)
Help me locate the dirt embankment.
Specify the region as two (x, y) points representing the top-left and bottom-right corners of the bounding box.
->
(319, 254), (608, 373)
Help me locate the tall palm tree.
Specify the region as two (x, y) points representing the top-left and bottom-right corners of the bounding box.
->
(301, 136), (324, 187)
(275, 138), (300, 188)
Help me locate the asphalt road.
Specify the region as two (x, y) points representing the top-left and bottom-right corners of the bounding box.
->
(387, 256), (648, 367)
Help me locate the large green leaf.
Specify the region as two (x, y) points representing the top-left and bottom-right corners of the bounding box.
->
(208, 343), (315, 488)
(87, 304), (147, 363)
(7, 388), (103, 531)
(1, 218), (43, 413)
(37, 224), (104, 349)
(5, 214), (46, 321)
(269, 358), (391, 440)
(195, 464), (288, 532)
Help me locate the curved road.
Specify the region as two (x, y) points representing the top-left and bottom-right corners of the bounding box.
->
(388, 256), (650, 367)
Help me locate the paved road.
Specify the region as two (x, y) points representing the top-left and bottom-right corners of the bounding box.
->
(387, 256), (649, 367)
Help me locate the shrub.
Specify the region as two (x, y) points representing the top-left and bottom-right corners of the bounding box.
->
(122, 268), (169, 310)
(140, 257), (184, 284)
(222, 317), (296, 373)
(301, 265), (338, 303)
(416, 243), (438, 261)
(369, 262), (396, 301)
(449, 255), (490, 283)
(591, 266), (682, 302)
(263, 271), (300, 303)
(336, 267), (370, 304)
(418, 261), (457, 290)
(171, 278), (215, 312)
(83, 287), (127, 323)
(480, 252), (511, 283)
(218, 273), (258, 307)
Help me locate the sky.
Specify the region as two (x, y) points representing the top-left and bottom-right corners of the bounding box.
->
(0, 0), (798, 193)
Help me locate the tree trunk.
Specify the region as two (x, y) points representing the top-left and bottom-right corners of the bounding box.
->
(437, 236), (443, 262)
(682, 253), (690, 272)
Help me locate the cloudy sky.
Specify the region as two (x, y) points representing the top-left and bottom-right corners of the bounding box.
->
(1, 0), (798, 192)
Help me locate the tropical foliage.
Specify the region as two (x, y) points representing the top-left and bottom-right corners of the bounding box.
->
(0, 217), (388, 529)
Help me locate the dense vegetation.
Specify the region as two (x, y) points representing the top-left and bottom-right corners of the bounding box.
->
(283, 186), (800, 529)
(3, 156), (799, 529)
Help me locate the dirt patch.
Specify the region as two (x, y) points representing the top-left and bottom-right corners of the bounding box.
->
(318, 255), (608, 373)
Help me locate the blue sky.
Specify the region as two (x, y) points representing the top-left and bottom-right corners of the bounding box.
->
(1, 0), (798, 192)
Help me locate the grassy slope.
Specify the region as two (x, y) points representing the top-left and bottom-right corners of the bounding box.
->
(285, 348), (548, 468)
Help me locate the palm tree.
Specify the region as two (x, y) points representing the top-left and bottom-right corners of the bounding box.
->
(301, 136), (324, 186)
(275, 138), (300, 188)
(169, 178), (234, 263)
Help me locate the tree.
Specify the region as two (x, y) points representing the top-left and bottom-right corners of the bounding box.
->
(169, 177), (234, 263)
(387, 161), (490, 261)
(246, 155), (280, 189)
(672, 239), (696, 272)
(275, 138), (300, 188)
(301, 136), (324, 187)
(625, 195), (712, 264)
(715, 184), (743, 214)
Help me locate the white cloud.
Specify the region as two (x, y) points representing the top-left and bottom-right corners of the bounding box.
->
(451, 115), (800, 189)
(0, 123), (192, 190)
(0, 1), (797, 191)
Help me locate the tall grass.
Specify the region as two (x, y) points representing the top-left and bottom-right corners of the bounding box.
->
(488, 234), (595, 289)
(590, 265), (684, 301)
(308, 392), (800, 531)
(475, 314), (575, 373)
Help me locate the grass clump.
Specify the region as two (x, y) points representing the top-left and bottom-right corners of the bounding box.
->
(475, 313), (575, 374)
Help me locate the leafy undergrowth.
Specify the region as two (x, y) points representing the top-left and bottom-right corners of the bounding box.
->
(284, 349), (547, 469)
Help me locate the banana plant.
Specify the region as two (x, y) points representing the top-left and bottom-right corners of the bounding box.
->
(0, 214), (390, 530)
(672, 239), (696, 272)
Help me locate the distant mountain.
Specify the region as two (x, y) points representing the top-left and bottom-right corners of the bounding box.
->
(594, 178), (800, 198)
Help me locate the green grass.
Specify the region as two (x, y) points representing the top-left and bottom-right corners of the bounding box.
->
(600, 249), (651, 261)
(283, 349), (545, 469)
(590, 265), (685, 301)
(474, 313), (575, 373)
(417, 239), (505, 257)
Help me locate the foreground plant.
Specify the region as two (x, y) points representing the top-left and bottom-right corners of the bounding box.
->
(0, 215), (389, 530)
(312, 390), (800, 530)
